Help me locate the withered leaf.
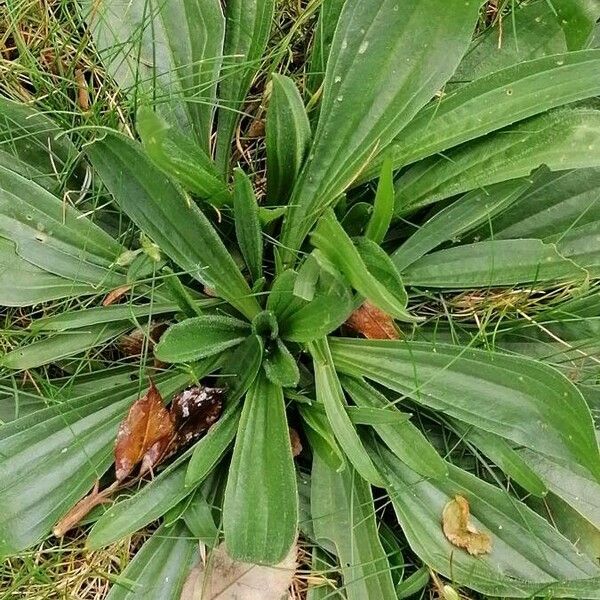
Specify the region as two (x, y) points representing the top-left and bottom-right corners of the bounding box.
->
(102, 284), (132, 306)
(118, 322), (168, 357)
(289, 427), (302, 458)
(170, 385), (225, 448)
(53, 481), (117, 538)
(345, 300), (399, 340)
(442, 495), (492, 556)
(115, 381), (175, 481)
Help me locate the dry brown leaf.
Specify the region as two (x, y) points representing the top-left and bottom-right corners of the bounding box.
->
(102, 285), (132, 306)
(118, 322), (168, 357)
(442, 495), (492, 556)
(74, 68), (90, 111)
(345, 301), (399, 340)
(53, 481), (117, 538)
(114, 381), (175, 481)
(289, 427), (302, 458)
(180, 542), (297, 600)
(170, 385), (225, 448)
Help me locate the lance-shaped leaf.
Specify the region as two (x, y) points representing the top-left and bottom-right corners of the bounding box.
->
(155, 315), (250, 363)
(0, 164), (124, 287)
(215, 0), (276, 172)
(402, 239), (586, 288)
(362, 50), (600, 181)
(106, 522), (198, 600)
(87, 132), (260, 320)
(279, 0), (482, 261)
(233, 168), (263, 281)
(223, 372), (298, 564)
(392, 179), (530, 272)
(365, 155), (394, 244)
(328, 338), (600, 479)
(553, 0), (600, 50)
(309, 338), (384, 486)
(340, 375), (446, 479)
(395, 109), (600, 213)
(136, 107), (230, 205)
(311, 455), (396, 600)
(555, 221), (600, 275)
(0, 238), (94, 306)
(376, 443), (600, 598)
(311, 209), (413, 321)
(266, 74), (311, 204)
(484, 168), (600, 241)
(82, 0), (225, 152)
(0, 374), (188, 557)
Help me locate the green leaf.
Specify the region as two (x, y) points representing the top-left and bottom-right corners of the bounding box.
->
(136, 107), (230, 205)
(555, 221), (600, 274)
(341, 376), (447, 479)
(311, 209), (413, 321)
(0, 96), (79, 184)
(552, 0), (600, 50)
(298, 404), (345, 472)
(264, 339), (300, 388)
(266, 74), (311, 204)
(268, 267), (353, 343)
(454, 1), (568, 81)
(0, 164), (124, 287)
(365, 155), (394, 244)
(233, 168), (263, 281)
(223, 371), (298, 564)
(82, 0), (225, 152)
(396, 109), (600, 213)
(345, 406), (411, 426)
(181, 486), (219, 545)
(307, 0), (346, 95)
(376, 443), (600, 598)
(455, 424), (548, 497)
(396, 566), (430, 600)
(365, 50), (600, 180)
(279, 0), (482, 260)
(0, 374), (188, 556)
(215, 0), (276, 171)
(392, 179), (530, 272)
(1, 322), (132, 370)
(155, 315), (249, 363)
(311, 455), (396, 600)
(87, 132), (260, 320)
(105, 522), (198, 600)
(329, 338), (600, 479)
(484, 168), (600, 241)
(0, 238), (93, 306)
(402, 239), (586, 288)
(309, 338), (384, 486)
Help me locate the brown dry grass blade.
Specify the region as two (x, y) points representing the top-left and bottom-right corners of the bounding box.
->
(442, 495), (492, 556)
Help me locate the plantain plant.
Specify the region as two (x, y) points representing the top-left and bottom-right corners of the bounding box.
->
(1, 0), (600, 598)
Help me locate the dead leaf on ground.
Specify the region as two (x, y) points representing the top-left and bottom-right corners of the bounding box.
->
(171, 385), (225, 447)
(118, 322), (168, 357)
(442, 495), (492, 556)
(289, 427), (302, 458)
(53, 481), (117, 538)
(345, 301), (399, 340)
(180, 542), (297, 600)
(114, 380), (175, 481)
(102, 285), (132, 306)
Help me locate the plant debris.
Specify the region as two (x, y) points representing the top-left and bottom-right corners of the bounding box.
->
(345, 300), (399, 339)
(442, 495), (492, 556)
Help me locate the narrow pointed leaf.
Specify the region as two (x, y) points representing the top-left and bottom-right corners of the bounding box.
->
(329, 338), (600, 479)
(87, 132), (260, 319)
(396, 109), (600, 213)
(266, 74), (311, 204)
(309, 338), (384, 486)
(365, 155), (394, 244)
(311, 455), (396, 600)
(82, 0), (225, 152)
(280, 0), (482, 260)
(215, 0), (276, 171)
(402, 239), (586, 288)
(223, 372), (298, 564)
(233, 168), (263, 281)
(341, 376), (446, 479)
(106, 522), (198, 600)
